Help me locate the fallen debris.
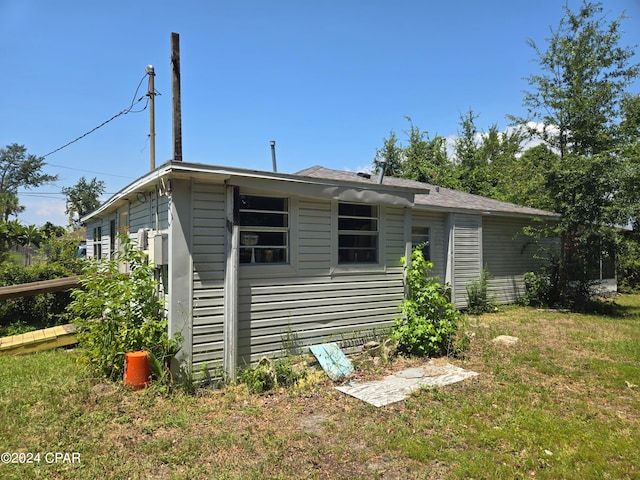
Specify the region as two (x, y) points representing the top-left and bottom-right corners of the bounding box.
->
(336, 360), (479, 407)
(309, 342), (354, 381)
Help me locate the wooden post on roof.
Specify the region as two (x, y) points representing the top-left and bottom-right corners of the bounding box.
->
(171, 32), (183, 162)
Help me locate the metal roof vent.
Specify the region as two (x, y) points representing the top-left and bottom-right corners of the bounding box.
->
(357, 172), (371, 179)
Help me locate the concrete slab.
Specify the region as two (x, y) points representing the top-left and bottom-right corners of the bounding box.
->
(336, 361), (478, 407)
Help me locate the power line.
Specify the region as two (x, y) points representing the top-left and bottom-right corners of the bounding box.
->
(42, 73), (150, 159)
(42, 163), (137, 180)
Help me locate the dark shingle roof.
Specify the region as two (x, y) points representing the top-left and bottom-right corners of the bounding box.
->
(296, 165), (559, 219)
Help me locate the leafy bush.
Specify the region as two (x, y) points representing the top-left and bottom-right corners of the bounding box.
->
(392, 248), (465, 357)
(521, 271), (552, 307)
(67, 235), (180, 381)
(466, 267), (496, 314)
(0, 262), (77, 333)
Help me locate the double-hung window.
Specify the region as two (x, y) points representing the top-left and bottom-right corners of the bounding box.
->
(338, 203), (378, 264)
(93, 226), (102, 259)
(239, 194), (288, 264)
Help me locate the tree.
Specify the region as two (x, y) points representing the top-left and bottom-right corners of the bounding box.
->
(62, 177), (105, 228)
(514, 1), (640, 303)
(0, 144), (58, 220)
(373, 118), (459, 188)
(403, 117), (458, 188)
(373, 130), (404, 177)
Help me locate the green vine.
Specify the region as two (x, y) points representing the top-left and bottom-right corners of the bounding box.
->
(392, 248), (465, 357)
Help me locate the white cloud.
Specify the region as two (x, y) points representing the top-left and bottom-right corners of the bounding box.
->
(17, 197), (67, 227)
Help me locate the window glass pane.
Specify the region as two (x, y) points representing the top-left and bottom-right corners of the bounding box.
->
(240, 247), (287, 264)
(240, 195), (287, 212)
(338, 217), (377, 231)
(411, 227), (430, 261)
(338, 248), (377, 263)
(338, 202), (379, 264)
(339, 234), (377, 248)
(338, 203), (376, 217)
(239, 194), (289, 265)
(240, 211), (288, 227)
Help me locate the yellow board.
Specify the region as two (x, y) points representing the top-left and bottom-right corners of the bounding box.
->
(0, 324), (77, 356)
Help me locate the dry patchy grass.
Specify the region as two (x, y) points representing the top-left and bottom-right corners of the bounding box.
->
(1, 295), (639, 479)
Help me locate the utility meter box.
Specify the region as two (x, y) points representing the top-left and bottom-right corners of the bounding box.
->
(149, 233), (168, 266)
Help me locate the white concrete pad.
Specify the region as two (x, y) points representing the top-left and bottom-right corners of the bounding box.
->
(335, 361), (478, 407)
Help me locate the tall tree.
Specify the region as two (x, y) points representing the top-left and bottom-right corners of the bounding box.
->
(514, 1), (640, 300)
(62, 177), (106, 228)
(403, 117), (457, 188)
(373, 130), (404, 177)
(0, 144), (58, 220)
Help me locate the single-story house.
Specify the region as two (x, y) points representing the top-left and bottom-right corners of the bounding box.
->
(81, 160), (611, 378)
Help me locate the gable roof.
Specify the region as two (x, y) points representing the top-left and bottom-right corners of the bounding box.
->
(296, 165), (559, 219)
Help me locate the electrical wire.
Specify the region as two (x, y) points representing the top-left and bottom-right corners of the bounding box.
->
(41, 73), (150, 158)
(42, 163), (137, 180)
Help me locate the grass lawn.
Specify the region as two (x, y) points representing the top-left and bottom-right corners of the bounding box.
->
(1, 295), (639, 479)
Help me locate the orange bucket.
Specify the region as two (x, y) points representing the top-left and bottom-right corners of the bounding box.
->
(123, 350), (151, 389)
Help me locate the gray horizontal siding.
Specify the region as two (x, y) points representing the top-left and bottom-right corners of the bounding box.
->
(236, 201), (407, 365)
(190, 182), (226, 372)
(452, 214), (482, 307)
(384, 206), (406, 269)
(128, 197), (150, 232)
(298, 198), (331, 274)
(483, 216), (553, 304)
(237, 276), (404, 363)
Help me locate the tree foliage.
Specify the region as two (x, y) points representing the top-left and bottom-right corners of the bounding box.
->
(61, 176), (105, 228)
(0, 144), (58, 220)
(371, 1), (640, 297)
(516, 1), (639, 299)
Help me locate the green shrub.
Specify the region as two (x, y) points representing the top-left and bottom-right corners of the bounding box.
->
(392, 248), (465, 357)
(522, 271), (552, 307)
(67, 235), (180, 382)
(466, 267), (496, 314)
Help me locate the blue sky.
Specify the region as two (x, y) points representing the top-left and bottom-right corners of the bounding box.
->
(2, 0), (640, 226)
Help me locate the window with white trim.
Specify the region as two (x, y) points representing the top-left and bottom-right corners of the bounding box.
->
(338, 203), (378, 264)
(412, 226), (431, 261)
(93, 226), (102, 259)
(239, 194), (289, 264)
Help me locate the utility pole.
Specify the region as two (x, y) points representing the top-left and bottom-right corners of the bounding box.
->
(146, 65), (156, 170)
(171, 32), (183, 162)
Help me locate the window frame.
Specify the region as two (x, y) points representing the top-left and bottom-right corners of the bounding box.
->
(337, 202), (379, 265)
(93, 226), (102, 259)
(238, 193), (290, 265)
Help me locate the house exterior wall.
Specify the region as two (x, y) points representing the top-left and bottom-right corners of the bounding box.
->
(483, 216), (544, 304)
(81, 165), (572, 379)
(236, 198), (406, 365)
(450, 214), (483, 308)
(190, 182), (226, 374)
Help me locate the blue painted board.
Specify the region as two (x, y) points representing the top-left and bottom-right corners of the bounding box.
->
(309, 342), (354, 381)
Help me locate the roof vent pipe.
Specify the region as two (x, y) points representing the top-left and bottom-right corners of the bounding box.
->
(270, 140), (278, 173)
(377, 159), (387, 184)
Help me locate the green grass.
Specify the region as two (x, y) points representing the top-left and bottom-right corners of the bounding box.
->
(1, 295), (640, 479)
